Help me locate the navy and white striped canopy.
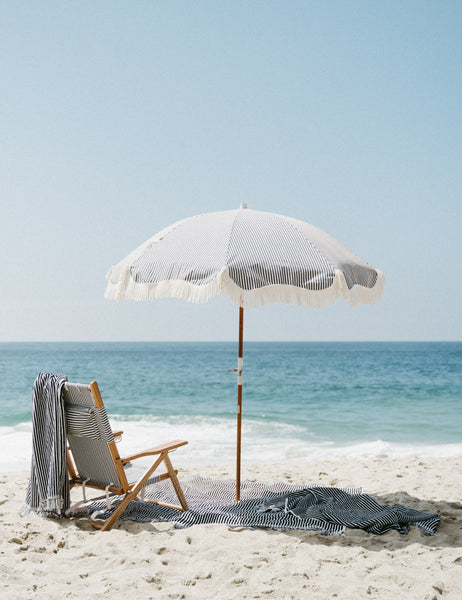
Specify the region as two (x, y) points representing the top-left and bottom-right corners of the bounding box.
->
(105, 206), (384, 309)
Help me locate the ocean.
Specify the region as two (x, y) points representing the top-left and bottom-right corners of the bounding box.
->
(0, 342), (461, 472)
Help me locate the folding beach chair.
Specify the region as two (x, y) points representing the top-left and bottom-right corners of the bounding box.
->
(62, 381), (189, 531)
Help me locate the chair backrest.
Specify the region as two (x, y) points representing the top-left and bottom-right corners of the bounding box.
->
(62, 382), (126, 488)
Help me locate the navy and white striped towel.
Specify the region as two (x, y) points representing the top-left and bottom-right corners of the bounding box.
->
(20, 372), (69, 518)
(90, 475), (440, 536)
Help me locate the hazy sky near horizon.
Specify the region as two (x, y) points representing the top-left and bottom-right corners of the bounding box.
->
(1, 1), (461, 342)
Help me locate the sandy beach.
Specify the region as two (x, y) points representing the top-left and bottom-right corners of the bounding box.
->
(1, 456), (461, 599)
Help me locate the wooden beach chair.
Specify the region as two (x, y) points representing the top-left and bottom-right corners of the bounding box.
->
(62, 381), (189, 531)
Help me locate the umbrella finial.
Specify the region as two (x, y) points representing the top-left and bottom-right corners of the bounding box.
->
(240, 203), (247, 209)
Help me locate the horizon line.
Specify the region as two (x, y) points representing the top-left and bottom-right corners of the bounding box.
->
(0, 340), (460, 344)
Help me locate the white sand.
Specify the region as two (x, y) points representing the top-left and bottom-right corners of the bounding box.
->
(2, 457), (461, 599)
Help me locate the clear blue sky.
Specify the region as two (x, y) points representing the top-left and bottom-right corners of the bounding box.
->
(1, 1), (460, 341)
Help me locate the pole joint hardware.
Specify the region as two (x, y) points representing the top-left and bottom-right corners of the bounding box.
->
(228, 357), (243, 385)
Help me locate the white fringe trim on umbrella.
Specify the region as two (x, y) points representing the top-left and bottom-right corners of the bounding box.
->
(104, 267), (385, 310)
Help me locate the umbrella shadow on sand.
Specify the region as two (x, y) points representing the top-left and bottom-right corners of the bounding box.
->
(62, 492), (461, 550)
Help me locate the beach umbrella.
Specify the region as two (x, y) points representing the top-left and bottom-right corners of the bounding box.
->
(105, 205), (384, 500)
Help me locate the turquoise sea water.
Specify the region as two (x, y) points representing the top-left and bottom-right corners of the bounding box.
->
(0, 342), (461, 471)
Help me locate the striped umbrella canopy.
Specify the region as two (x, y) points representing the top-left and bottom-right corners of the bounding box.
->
(105, 205), (385, 499)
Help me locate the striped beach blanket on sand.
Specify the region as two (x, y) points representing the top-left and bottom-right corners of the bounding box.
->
(91, 475), (440, 536)
(20, 372), (70, 517)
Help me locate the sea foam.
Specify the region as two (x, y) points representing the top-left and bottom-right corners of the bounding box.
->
(3, 417), (462, 473)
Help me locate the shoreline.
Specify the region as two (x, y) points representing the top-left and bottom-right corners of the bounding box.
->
(2, 456), (462, 599)
(3, 418), (462, 474)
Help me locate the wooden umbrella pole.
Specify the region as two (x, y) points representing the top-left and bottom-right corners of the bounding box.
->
(236, 305), (244, 502)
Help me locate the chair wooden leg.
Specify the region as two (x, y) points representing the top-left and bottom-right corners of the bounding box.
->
(98, 454), (165, 531)
(67, 447), (77, 480)
(163, 453), (189, 511)
(95, 452), (189, 531)
(143, 455), (189, 511)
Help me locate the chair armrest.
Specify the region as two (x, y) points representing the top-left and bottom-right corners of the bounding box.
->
(121, 439), (188, 464)
(112, 430), (124, 442)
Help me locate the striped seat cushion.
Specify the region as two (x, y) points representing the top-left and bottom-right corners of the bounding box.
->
(65, 404), (113, 442)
